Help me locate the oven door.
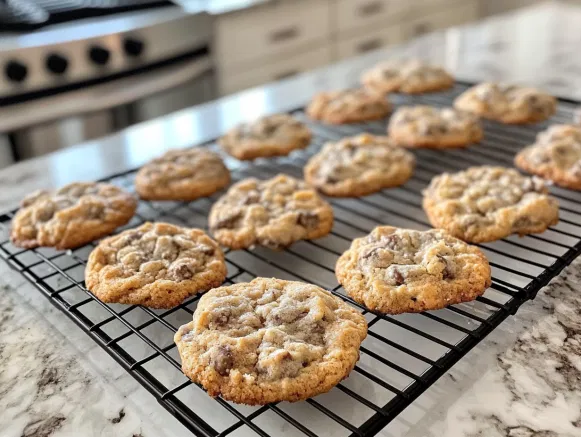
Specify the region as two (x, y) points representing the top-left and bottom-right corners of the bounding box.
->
(0, 54), (214, 163)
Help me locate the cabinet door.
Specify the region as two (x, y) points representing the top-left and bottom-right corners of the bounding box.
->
(336, 0), (409, 33)
(216, 0), (331, 69)
(219, 47), (332, 96)
(407, 1), (480, 37)
(336, 26), (406, 60)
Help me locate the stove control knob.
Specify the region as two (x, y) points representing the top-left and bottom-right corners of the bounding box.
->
(123, 37), (145, 57)
(5, 60), (28, 83)
(88, 45), (110, 66)
(46, 53), (69, 74)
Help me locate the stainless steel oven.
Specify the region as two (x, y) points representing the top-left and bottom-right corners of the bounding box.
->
(0, 2), (214, 165)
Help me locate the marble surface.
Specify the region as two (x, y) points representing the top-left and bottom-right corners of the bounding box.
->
(1, 3), (581, 437)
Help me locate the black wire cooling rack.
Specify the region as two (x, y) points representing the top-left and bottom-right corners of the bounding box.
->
(1, 83), (581, 437)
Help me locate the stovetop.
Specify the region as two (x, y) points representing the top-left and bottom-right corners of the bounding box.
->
(0, 0), (176, 31)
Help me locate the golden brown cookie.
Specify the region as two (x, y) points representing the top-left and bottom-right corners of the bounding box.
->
(454, 82), (556, 124)
(85, 222), (226, 309)
(336, 226), (491, 314)
(388, 105), (483, 148)
(306, 89), (392, 124)
(423, 166), (559, 243)
(11, 182), (137, 250)
(220, 114), (311, 161)
(135, 148), (230, 201)
(174, 277), (368, 405)
(304, 134), (415, 197)
(361, 59), (454, 95)
(209, 174), (333, 250)
(515, 124), (581, 191)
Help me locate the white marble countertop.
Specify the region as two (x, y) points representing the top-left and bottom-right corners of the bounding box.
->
(1, 3), (581, 437)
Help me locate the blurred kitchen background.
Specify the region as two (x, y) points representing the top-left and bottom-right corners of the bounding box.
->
(0, 0), (579, 168)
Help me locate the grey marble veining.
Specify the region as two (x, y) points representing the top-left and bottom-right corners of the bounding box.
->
(1, 3), (581, 437)
(406, 257), (581, 437)
(0, 266), (168, 437)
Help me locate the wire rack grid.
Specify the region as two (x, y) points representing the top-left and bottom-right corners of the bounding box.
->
(1, 83), (581, 437)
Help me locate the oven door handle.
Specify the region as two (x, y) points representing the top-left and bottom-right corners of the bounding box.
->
(0, 56), (212, 133)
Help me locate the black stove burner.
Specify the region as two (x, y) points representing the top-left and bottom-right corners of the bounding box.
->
(0, 0), (175, 32)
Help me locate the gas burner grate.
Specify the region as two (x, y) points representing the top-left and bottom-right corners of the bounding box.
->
(1, 83), (581, 437)
(0, 0), (175, 31)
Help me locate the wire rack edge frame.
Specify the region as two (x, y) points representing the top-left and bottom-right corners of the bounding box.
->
(1, 84), (581, 437)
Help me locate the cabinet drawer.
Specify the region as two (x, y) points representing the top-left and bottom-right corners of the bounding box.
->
(407, 1), (479, 37)
(336, 26), (406, 60)
(216, 0), (331, 69)
(219, 46), (332, 96)
(336, 0), (409, 33)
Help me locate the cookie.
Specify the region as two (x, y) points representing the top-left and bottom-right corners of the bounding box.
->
(361, 59), (454, 95)
(336, 226), (491, 314)
(85, 222), (226, 309)
(306, 89), (391, 124)
(515, 124), (581, 191)
(174, 277), (368, 404)
(11, 182), (137, 250)
(209, 174), (333, 250)
(135, 148), (230, 201)
(454, 82), (556, 124)
(388, 105), (483, 148)
(423, 166), (559, 243)
(304, 133), (415, 197)
(220, 114), (311, 161)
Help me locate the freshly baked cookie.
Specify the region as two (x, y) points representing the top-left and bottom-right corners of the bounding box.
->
(454, 82), (556, 124)
(423, 166), (559, 243)
(515, 124), (581, 190)
(86, 222), (226, 308)
(304, 133), (415, 197)
(362, 59), (454, 95)
(220, 114), (311, 161)
(135, 148), (230, 201)
(174, 277), (367, 404)
(336, 226), (491, 314)
(209, 174), (333, 250)
(388, 105), (483, 148)
(11, 182), (137, 250)
(306, 89), (391, 124)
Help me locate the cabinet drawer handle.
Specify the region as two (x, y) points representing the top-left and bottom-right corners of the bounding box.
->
(358, 1), (384, 16)
(273, 70), (299, 80)
(269, 26), (299, 43)
(357, 38), (383, 53)
(413, 22), (432, 36)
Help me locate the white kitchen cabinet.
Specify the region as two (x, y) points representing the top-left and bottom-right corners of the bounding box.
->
(335, 0), (410, 34)
(215, 0), (331, 70)
(336, 25), (406, 60)
(215, 0), (484, 96)
(407, 0), (479, 37)
(218, 46), (333, 96)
